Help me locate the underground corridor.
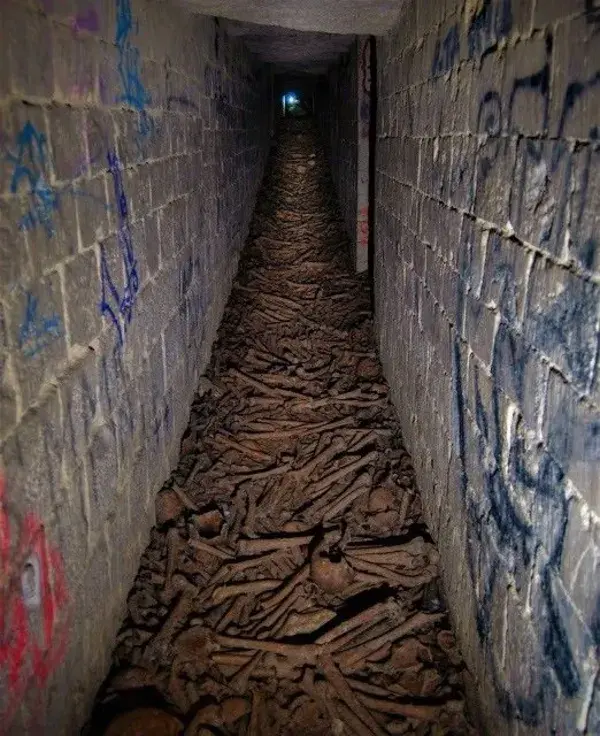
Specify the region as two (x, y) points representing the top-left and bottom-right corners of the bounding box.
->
(0, 1), (599, 735)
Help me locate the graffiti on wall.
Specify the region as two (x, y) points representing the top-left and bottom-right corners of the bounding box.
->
(99, 150), (139, 349)
(472, 46), (600, 286)
(432, 25), (459, 77)
(2, 120), (113, 238)
(467, 0), (513, 59)
(5, 122), (59, 238)
(115, 0), (152, 140)
(450, 37), (600, 726)
(18, 292), (63, 359)
(432, 0), (514, 76)
(0, 474), (69, 732)
(452, 309), (600, 724)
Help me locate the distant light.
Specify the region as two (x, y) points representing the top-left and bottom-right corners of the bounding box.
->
(287, 94), (298, 105)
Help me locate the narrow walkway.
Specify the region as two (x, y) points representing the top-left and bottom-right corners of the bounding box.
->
(89, 120), (473, 736)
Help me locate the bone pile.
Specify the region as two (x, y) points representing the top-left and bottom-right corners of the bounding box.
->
(92, 119), (474, 736)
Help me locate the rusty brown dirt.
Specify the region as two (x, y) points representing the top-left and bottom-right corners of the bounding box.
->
(87, 119), (475, 736)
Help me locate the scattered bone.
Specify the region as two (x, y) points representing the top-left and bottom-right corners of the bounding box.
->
(253, 585), (303, 637)
(310, 547), (355, 595)
(321, 478), (372, 521)
(213, 632), (320, 663)
(173, 486), (199, 511)
(107, 666), (160, 692)
(262, 563), (310, 610)
(213, 579), (282, 604)
(104, 708), (182, 735)
(306, 451), (378, 503)
(192, 507), (224, 537)
(156, 489), (185, 525)
(185, 703), (221, 732)
(367, 488), (396, 513)
(279, 608), (337, 637)
(316, 602), (393, 648)
(90, 120), (472, 736)
(230, 650), (263, 692)
(319, 654), (388, 736)
(188, 538), (234, 559)
(346, 553), (437, 589)
(337, 613), (446, 671)
(237, 534), (315, 555)
(356, 694), (444, 721)
(221, 697), (251, 723)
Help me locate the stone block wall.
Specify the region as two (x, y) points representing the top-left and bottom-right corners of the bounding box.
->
(375, 0), (600, 733)
(317, 42), (359, 262)
(0, 0), (270, 731)
(317, 37), (372, 273)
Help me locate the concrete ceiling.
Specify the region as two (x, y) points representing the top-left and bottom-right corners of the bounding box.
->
(223, 20), (355, 74)
(175, 0), (403, 35)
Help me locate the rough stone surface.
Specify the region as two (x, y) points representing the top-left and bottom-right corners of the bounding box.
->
(317, 39), (371, 273)
(224, 21), (355, 75)
(176, 0), (404, 35)
(88, 118), (473, 736)
(370, 0), (600, 733)
(317, 37), (371, 273)
(0, 0), (270, 732)
(317, 44), (357, 255)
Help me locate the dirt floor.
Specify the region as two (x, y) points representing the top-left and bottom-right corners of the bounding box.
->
(87, 119), (474, 736)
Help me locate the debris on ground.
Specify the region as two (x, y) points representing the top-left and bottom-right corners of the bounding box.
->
(88, 119), (474, 736)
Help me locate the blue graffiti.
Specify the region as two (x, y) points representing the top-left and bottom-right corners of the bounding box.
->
(99, 150), (139, 347)
(454, 201), (599, 727)
(432, 24), (459, 77)
(18, 292), (62, 358)
(530, 276), (599, 391)
(467, 0), (513, 59)
(430, 0), (513, 74)
(452, 46), (600, 721)
(115, 0), (152, 139)
(472, 41), (600, 267)
(452, 311), (600, 723)
(3, 121), (115, 236)
(5, 122), (60, 238)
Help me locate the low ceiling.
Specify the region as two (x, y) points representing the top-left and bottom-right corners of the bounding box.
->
(224, 20), (355, 74)
(176, 0), (404, 35)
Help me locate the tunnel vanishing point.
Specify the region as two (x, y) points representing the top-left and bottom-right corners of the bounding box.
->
(0, 0), (599, 734)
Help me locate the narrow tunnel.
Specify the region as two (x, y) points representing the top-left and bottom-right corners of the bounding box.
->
(0, 1), (599, 735)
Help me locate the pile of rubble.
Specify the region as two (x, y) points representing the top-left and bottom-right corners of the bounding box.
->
(88, 120), (474, 736)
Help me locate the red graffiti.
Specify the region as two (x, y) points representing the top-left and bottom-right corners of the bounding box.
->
(0, 474), (69, 732)
(358, 205), (369, 248)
